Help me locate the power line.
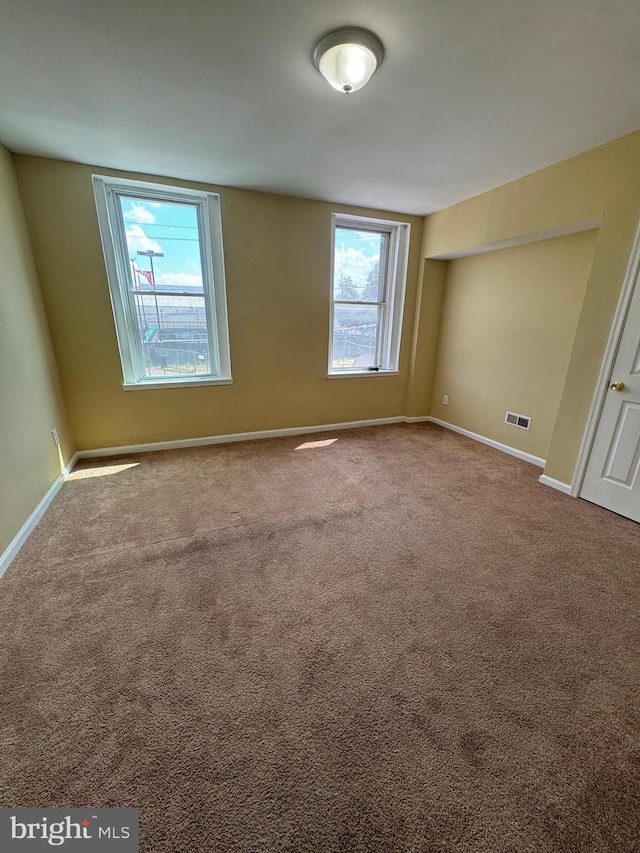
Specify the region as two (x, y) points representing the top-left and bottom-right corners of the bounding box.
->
(130, 237), (199, 243)
(131, 223), (198, 230)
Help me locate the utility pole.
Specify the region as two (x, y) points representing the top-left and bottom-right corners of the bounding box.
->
(130, 258), (145, 332)
(137, 250), (164, 334)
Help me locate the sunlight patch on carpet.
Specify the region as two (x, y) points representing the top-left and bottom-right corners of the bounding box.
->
(68, 462), (140, 480)
(295, 438), (338, 450)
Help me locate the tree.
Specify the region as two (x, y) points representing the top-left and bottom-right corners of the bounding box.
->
(364, 261), (379, 301)
(336, 272), (359, 301)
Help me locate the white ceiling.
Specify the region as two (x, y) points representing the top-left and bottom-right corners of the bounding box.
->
(1, 0), (640, 215)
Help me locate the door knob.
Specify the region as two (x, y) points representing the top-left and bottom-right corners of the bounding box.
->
(609, 380), (625, 391)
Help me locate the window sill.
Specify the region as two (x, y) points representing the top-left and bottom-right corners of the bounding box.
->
(123, 377), (233, 391)
(326, 370), (399, 379)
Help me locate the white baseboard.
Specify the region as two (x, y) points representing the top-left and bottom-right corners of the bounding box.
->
(75, 416), (410, 460)
(427, 417), (546, 467)
(64, 451), (80, 476)
(2, 418), (418, 575)
(538, 475), (572, 495)
(2, 415), (553, 577)
(0, 473), (65, 580)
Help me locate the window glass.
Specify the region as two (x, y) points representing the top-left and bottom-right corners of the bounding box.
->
(119, 197), (209, 378)
(333, 228), (386, 302)
(134, 294), (211, 377)
(332, 304), (379, 370)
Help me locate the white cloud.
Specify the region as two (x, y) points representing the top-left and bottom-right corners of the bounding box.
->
(124, 203), (156, 224)
(155, 271), (203, 290)
(334, 247), (379, 290)
(125, 225), (163, 254)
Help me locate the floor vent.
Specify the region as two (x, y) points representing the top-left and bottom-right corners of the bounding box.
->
(505, 411), (531, 430)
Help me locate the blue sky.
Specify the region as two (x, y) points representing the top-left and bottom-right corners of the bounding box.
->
(121, 197), (203, 292)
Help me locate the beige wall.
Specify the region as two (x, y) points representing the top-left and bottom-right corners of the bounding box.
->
(0, 146), (72, 555)
(14, 157), (423, 451)
(423, 129), (640, 484)
(9, 128), (640, 497)
(430, 232), (597, 460)
(405, 259), (447, 418)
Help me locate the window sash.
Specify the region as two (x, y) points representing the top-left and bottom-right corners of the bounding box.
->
(94, 177), (231, 387)
(127, 288), (205, 298)
(332, 226), (388, 369)
(329, 215), (409, 374)
(334, 227), (390, 305)
(333, 300), (385, 306)
(109, 190), (220, 382)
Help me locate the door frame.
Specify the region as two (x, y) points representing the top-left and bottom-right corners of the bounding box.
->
(571, 219), (640, 497)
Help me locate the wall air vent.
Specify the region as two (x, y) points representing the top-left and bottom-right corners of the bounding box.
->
(505, 411), (531, 430)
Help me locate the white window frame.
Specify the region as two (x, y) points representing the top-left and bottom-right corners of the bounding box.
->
(93, 175), (232, 390)
(328, 213), (410, 377)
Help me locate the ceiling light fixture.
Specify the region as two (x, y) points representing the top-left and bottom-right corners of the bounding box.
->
(313, 27), (384, 94)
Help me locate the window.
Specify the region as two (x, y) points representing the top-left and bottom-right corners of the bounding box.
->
(329, 214), (410, 375)
(93, 176), (232, 389)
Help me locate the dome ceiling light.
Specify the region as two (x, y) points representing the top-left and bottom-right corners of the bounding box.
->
(313, 27), (384, 94)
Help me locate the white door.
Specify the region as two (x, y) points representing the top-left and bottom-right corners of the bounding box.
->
(580, 256), (640, 522)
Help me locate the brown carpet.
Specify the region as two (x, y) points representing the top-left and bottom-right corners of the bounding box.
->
(1, 423), (639, 852)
